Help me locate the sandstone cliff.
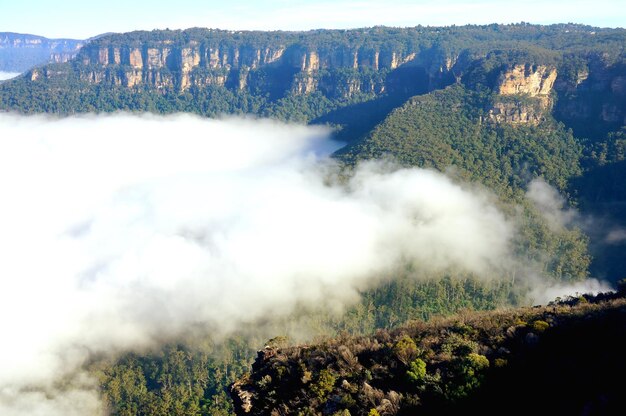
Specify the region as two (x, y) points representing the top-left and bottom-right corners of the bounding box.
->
(6, 26), (626, 133)
(56, 28), (469, 99)
(487, 64), (557, 125)
(496, 64), (557, 97)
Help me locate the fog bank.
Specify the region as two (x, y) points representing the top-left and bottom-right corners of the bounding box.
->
(0, 113), (521, 414)
(0, 71), (20, 81)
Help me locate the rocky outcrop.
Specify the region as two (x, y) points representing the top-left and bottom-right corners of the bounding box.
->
(553, 56), (626, 136)
(488, 100), (547, 125)
(230, 294), (626, 416)
(497, 64), (557, 97)
(17, 26), (625, 131)
(67, 29), (468, 97)
(231, 379), (254, 413)
(487, 64), (557, 124)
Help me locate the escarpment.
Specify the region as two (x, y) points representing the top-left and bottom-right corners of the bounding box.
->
(496, 64), (557, 98)
(487, 64), (557, 125)
(28, 27), (473, 100)
(5, 25), (626, 133)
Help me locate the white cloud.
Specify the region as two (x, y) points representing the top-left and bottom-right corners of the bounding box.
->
(605, 228), (626, 244)
(0, 72), (20, 81)
(528, 278), (612, 305)
(0, 113), (516, 413)
(526, 177), (577, 230)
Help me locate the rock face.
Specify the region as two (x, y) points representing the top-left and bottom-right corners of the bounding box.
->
(497, 64), (557, 97)
(488, 100), (547, 125)
(231, 379), (254, 413)
(54, 28), (466, 98)
(75, 43), (423, 96)
(10, 26), (625, 132)
(488, 64), (557, 124)
(553, 55), (626, 136)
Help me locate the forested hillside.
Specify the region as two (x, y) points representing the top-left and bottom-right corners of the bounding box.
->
(1, 23), (625, 415)
(232, 289), (626, 416)
(2, 24), (625, 135)
(2, 24), (625, 281)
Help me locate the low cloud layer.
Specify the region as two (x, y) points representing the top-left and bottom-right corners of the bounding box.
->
(526, 178), (577, 230)
(0, 113), (558, 413)
(528, 278), (612, 305)
(0, 71), (20, 81)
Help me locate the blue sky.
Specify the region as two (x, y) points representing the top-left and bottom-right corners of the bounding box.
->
(1, 0), (625, 39)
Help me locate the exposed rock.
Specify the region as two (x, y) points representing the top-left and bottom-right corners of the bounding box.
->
(111, 47), (121, 65)
(554, 67), (589, 93)
(497, 64), (557, 98)
(400, 52), (416, 67)
(488, 100), (546, 125)
(146, 47), (170, 69)
(72, 31), (438, 94)
(125, 69), (143, 87)
(231, 379), (254, 413)
(129, 48), (143, 69)
(29, 69), (40, 81)
(486, 64), (558, 124)
(293, 73), (318, 94)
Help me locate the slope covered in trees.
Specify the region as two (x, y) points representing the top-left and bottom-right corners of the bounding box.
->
(231, 290), (626, 416)
(2, 24), (623, 281)
(337, 84), (591, 283)
(1, 23), (625, 138)
(1, 23), (625, 415)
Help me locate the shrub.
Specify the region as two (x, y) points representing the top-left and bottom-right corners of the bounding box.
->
(494, 358), (508, 368)
(531, 320), (550, 333)
(311, 369), (337, 400)
(467, 353), (490, 370)
(407, 358), (427, 384)
(393, 335), (419, 365)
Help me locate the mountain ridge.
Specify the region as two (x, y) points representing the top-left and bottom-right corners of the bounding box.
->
(2, 23), (626, 416)
(0, 32), (85, 72)
(2, 24), (624, 139)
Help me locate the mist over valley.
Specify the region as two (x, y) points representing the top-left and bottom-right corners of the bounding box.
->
(0, 15), (625, 416)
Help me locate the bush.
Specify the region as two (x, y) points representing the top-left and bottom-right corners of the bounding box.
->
(531, 320), (550, 333)
(407, 358), (427, 384)
(393, 335), (419, 365)
(311, 369), (337, 400)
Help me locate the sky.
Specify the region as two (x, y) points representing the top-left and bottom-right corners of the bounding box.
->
(0, 0), (624, 39)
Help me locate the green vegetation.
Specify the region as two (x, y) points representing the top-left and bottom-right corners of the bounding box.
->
(1, 23), (625, 415)
(338, 85), (591, 283)
(338, 85), (582, 194)
(90, 340), (254, 416)
(233, 292), (626, 415)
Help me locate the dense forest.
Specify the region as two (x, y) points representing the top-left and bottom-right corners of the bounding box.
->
(232, 288), (626, 416)
(1, 23), (625, 415)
